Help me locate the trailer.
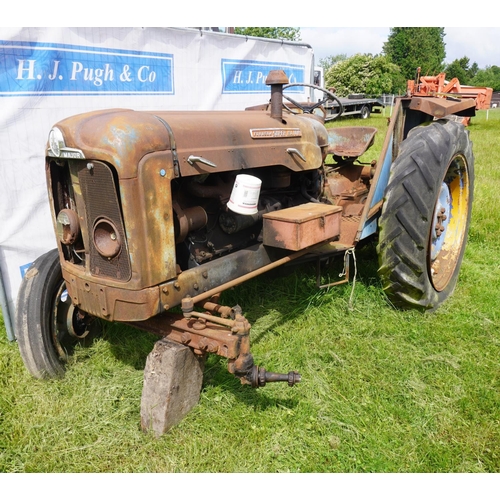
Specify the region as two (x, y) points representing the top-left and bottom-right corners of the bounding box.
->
(324, 94), (385, 121)
(312, 68), (385, 121)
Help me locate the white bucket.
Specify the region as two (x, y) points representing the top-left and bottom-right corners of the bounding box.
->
(227, 174), (262, 215)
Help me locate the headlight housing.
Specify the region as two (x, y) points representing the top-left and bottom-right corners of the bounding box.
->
(48, 127), (65, 157)
(47, 127), (85, 159)
(56, 209), (81, 245)
(93, 217), (122, 259)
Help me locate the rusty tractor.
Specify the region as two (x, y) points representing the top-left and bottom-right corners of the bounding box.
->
(16, 70), (475, 395)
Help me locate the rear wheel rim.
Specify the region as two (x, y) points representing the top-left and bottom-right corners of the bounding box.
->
(428, 153), (470, 291)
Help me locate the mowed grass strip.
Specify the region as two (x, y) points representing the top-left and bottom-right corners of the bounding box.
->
(1, 109), (499, 472)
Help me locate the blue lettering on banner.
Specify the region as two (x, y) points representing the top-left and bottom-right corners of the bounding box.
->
(0, 40), (174, 96)
(222, 59), (305, 94)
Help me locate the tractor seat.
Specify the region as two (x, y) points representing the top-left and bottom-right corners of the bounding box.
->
(327, 126), (377, 158)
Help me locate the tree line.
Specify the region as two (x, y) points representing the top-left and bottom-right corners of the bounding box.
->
(235, 27), (500, 96)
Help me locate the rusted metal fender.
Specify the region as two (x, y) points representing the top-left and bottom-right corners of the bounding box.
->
(409, 96), (476, 119)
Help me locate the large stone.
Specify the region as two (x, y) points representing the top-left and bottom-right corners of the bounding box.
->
(140, 338), (205, 437)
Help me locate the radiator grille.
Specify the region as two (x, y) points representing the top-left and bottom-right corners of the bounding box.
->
(78, 161), (131, 281)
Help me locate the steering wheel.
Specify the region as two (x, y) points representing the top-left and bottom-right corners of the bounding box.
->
(282, 83), (344, 121)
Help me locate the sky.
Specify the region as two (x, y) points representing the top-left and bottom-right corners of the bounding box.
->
(7, 3), (500, 71)
(300, 27), (500, 69)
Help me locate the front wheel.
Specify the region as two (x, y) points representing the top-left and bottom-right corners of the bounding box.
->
(377, 119), (474, 311)
(16, 249), (101, 378)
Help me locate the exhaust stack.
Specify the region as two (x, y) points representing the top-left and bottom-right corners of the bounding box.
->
(266, 70), (289, 121)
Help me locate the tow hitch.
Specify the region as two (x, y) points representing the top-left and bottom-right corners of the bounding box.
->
(180, 297), (301, 388)
(129, 295), (300, 388)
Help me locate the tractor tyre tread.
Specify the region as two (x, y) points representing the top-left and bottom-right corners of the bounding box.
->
(377, 119), (474, 311)
(16, 249), (67, 378)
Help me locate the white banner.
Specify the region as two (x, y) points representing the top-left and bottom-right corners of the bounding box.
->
(0, 27), (315, 340)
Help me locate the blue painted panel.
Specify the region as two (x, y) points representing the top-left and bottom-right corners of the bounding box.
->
(221, 59), (305, 94)
(0, 40), (174, 96)
(360, 134), (394, 240)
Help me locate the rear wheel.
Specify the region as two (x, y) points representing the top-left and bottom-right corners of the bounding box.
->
(377, 119), (474, 311)
(16, 249), (101, 378)
(360, 105), (370, 119)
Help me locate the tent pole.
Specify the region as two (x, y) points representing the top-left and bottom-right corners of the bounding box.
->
(0, 260), (15, 341)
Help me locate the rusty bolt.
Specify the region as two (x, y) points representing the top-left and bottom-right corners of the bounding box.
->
(180, 332), (191, 344)
(198, 337), (219, 353)
(198, 339), (218, 353)
(207, 341), (218, 353)
(192, 319), (206, 331)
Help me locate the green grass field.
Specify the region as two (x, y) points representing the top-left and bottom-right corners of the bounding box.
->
(1, 108), (499, 473)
